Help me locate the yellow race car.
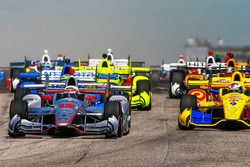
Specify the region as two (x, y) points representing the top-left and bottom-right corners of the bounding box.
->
(178, 79), (250, 130)
(131, 65), (152, 110)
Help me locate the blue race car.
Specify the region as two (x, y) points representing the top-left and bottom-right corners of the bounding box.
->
(8, 83), (131, 138)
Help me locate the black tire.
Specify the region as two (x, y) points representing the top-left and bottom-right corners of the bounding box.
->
(168, 83), (173, 98)
(117, 114), (123, 137)
(170, 70), (185, 83)
(78, 94), (85, 101)
(9, 100), (27, 119)
(103, 101), (123, 137)
(178, 117), (194, 130)
(150, 71), (160, 88)
(14, 88), (26, 100)
(137, 80), (150, 94)
(103, 101), (120, 120)
(180, 94), (197, 113)
(122, 94), (129, 100)
(124, 117), (131, 135)
(245, 89), (250, 96)
(169, 70), (185, 98)
(187, 85), (200, 91)
(141, 96), (152, 111)
(221, 89), (228, 96)
(150, 71), (160, 83)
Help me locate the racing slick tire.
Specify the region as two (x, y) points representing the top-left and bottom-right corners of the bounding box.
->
(150, 71), (160, 89)
(14, 88), (27, 100)
(9, 100), (28, 137)
(9, 100), (27, 119)
(221, 88), (228, 96)
(178, 117), (194, 130)
(180, 94), (197, 112)
(137, 80), (150, 93)
(140, 97), (152, 111)
(178, 94), (196, 130)
(123, 117), (131, 136)
(245, 89), (250, 96)
(104, 101), (123, 137)
(169, 70), (185, 98)
(137, 80), (152, 111)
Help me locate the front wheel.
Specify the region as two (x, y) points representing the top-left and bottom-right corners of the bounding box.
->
(104, 101), (123, 138)
(178, 118), (194, 130)
(9, 100), (27, 137)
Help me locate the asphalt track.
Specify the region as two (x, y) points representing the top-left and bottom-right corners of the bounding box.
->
(0, 92), (250, 167)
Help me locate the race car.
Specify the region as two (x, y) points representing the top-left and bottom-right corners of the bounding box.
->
(169, 52), (245, 98)
(178, 80), (250, 130)
(8, 79), (132, 138)
(131, 66), (152, 110)
(9, 51), (65, 92)
(150, 63), (170, 92)
(83, 54), (152, 111)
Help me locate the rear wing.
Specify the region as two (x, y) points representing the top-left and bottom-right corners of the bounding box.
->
(187, 61), (206, 69)
(23, 82), (132, 95)
(131, 61), (145, 67)
(132, 67), (150, 73)
(10, 62), (25, 67)
(150, 65), (161, 72)
(41, 70), (96, 82)
(240, 66), (250, 73)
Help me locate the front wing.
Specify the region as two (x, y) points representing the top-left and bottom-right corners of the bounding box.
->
(179, 107), (250, 128)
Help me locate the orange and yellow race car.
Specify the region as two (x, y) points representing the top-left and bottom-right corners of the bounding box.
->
(178, 72), (250, 130)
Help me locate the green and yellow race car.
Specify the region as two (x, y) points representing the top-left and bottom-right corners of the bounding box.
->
(70, 56), (152, 111)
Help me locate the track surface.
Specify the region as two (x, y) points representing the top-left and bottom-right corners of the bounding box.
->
(0, 93), (250, 167)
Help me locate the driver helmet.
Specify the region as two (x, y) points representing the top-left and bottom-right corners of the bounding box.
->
(43, 49), (49, 55)
(215, 51), (220, 58)
(107, 48), (113, 54)
(229, 82), (243, 93)
(208, 50), (214, 56)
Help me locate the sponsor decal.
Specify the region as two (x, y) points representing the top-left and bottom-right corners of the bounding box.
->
(188, 89), (206, 102)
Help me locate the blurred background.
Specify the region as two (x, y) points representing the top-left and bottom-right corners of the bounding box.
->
(0, 0), (250, 66)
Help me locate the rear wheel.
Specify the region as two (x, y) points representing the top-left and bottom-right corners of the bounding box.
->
(221, 88), (228, 96)
(14, 88), (27, 100)
(137, 80), (150, 94)
(169, 70), (185, 98)
(137, 80), (151, 110)
(245, 89), (250, 96)
(150, 71), (160, 88)
(140, 96), (151, 111)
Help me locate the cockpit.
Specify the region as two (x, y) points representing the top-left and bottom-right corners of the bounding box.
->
(229, 82), (243, 93)
(55, 93), (77, 101)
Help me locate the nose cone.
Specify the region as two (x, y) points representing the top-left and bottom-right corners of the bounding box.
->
(55, 104), (77, 126)
(223, 94), (246, 120)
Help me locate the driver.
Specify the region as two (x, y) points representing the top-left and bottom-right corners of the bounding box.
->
(107, 48), (114, 65)
(229, 82), (243, 93)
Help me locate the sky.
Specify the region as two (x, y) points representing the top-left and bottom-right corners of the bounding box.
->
(0, 0), (250, 66)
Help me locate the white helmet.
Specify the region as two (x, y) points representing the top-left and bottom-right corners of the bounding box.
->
(107, 48), (112, 54)
(229, 82), (242, 93)
(43, 49), (49, 55)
